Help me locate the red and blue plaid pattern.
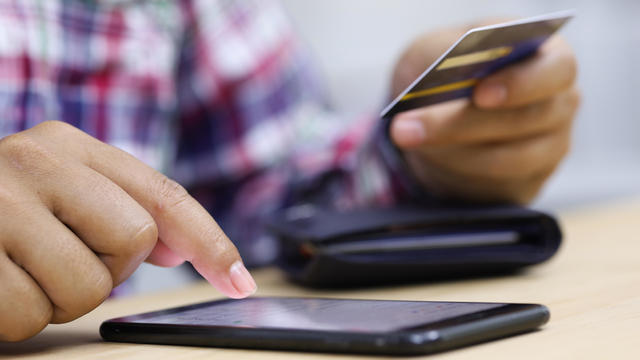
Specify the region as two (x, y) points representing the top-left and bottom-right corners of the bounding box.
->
(0, 0), (408, 265)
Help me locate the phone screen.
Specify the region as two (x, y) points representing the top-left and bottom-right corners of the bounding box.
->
(127, 298), (505, 333)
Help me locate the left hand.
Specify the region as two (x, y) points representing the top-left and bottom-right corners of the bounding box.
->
(388, 24), (580, 204)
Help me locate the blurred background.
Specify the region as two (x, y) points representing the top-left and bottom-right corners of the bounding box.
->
(131, 0), (640, 293)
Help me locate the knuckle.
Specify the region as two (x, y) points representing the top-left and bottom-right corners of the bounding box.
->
(0, 132), (34, 157)
(128, 221), (159, 256)
(51, 264), (112, 325)
(521, 100), (548, 124)
(559, 49), (578, 86)
(81, 267), (113, 315)
(0, 179), (20, 209)
(481, 174), (549, 205)
(513, 172), (553, 204)
(503, 184), (540, 205)
(106, 220), (158, 287)
(32, 120), (78, 137)
(482, 148), (515, 179)
(94, 262), (115, 295)
(1, 309), (51, 342)
(550, 88), (580, 129)
(92, 271), (114, 306)
(0, 283), (53, 342)
(152, 174), (191, 214)
(556, 126), (572, 160)
(567, 87), (581, 112)
(0, 131), (59, 173)
(484, 146), (538, 180)
(1, 323), (43, 342)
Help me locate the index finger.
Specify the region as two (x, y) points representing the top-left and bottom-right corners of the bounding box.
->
(473, 36), (577, 109)
(42, 123), (257, 298)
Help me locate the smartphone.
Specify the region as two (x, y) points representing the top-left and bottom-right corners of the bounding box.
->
(100, 297), (549, 355)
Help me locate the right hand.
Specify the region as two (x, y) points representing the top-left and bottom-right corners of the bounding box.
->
(0, 121), (257, 342)
(389, 23), (579, 204)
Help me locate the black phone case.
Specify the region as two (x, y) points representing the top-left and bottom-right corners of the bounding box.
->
(100, 298), (549, 356)
(267, 205), (562, 287)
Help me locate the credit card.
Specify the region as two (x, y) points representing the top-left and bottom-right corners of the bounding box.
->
(380, 10), (574, 119)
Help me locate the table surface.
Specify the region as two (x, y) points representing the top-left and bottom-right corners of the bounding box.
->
(2, 199), (639, 359)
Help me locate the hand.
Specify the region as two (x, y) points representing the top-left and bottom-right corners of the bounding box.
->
(0, 121), (256, 342)
(389, 24), (580, 204)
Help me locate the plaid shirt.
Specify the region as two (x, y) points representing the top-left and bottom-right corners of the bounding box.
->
(0, 0), (410, 265)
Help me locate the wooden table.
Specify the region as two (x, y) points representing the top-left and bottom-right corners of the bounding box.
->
(2, 199), (639, 359)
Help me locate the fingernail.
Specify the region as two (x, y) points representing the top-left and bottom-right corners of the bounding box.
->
(475, 82), (507, 107)
(229, 261), (257, 297)
(392, 116), (425, 147)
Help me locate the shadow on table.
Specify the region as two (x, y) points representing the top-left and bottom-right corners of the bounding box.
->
(0, 330), (101, 357)
(286, 267), (534, 291)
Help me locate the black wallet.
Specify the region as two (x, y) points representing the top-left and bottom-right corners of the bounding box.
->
(267, 205), (562, 287)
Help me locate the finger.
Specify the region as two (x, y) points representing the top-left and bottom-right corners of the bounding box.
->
(391, 88), (579, 147)
(0, 255), (52, 342)
(146, 240), (185, 267)
(473, 36), (577, 108)
(27, 122), (256, 298)
(2, 203), (113, 324)
(405, 151), (550, 204)
(87, 155), (257, 298)
(416, 122), (571, 182)
(41, 163), (159, 286)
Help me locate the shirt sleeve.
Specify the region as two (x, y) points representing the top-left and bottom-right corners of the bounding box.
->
(172, 0), (415, 265)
